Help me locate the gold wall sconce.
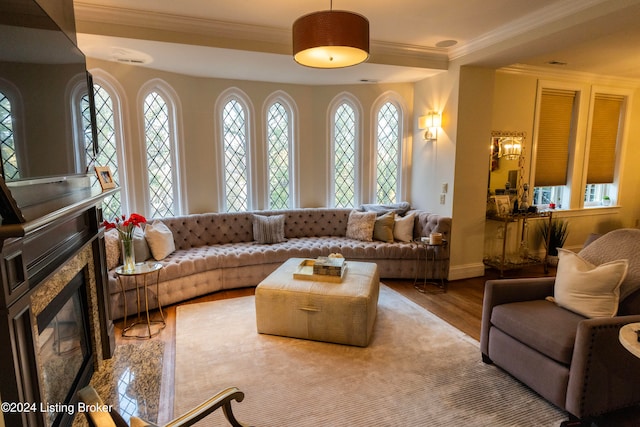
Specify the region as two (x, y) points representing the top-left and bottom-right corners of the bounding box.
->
(419, 112), (441, 142)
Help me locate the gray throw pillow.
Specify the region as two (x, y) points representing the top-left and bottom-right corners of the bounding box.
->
(253, 214), (286, 244)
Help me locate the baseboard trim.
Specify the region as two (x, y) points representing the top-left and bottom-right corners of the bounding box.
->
(448, 262), (485, 281)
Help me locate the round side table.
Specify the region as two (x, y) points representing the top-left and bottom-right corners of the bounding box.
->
(116, 262), (165, 339)
(619, 322), (640, 359)
(413, 238), (448, 293)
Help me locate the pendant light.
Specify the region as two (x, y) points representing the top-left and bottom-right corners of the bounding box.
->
(292, 1), (369, 68)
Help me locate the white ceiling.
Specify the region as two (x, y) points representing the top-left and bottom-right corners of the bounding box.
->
(73, 0), (640, 85)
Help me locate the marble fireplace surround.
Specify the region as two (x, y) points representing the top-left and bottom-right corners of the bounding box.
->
(0, 176), (115, 427)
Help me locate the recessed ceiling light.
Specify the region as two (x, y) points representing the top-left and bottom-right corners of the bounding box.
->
(110, 47), (152, 65)
(435, 40), (458, 48)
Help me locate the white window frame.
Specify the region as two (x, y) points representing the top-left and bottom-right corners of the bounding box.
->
(138, 79), (185, 218)
(215, 88), (255, 212)
(371, 93), (407, 204)
(263, 91), (298, 209)
(327, 93), (362, 208)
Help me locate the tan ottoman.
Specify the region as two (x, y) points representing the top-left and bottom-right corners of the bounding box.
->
(255, 258), (379, 347)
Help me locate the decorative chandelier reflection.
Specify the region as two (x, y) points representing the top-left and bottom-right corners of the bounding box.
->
(498, 137), (522, 160)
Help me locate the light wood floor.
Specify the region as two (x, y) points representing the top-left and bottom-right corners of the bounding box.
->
(114, 265), (639, 426)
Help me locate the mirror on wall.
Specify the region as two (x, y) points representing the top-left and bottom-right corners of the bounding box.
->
(487, 131), (526, 214)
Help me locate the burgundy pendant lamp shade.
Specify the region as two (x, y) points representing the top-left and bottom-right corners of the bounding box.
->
(292, 10), (370, 68)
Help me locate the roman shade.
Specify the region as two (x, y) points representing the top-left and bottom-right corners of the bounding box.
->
(586, 94), (623, 184)
(534, 89), (576, 187)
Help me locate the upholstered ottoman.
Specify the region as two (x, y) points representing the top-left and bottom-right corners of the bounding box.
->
(255, 258), (379, 347)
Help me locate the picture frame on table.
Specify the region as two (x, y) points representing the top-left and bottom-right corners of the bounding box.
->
(493, 195), (512, 216)
(95, 166), (116, 190)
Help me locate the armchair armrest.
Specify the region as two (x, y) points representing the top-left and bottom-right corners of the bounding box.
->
(481, 277), (556, 356)
(131, 387), (251, 427)
(566, 315), (640, 418)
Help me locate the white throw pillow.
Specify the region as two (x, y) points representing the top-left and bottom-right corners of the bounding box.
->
(133, 227), (151, 262)
(554, 248), (628, 318)
(393, 213), (415, 242)
(345, 211), (377, 242)
(253, 214), (286, 244)
(144, 220), (176, 260)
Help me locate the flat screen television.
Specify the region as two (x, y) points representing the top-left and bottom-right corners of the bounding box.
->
(0, 0), (97, 183)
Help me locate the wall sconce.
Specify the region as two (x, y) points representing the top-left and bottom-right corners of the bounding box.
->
(419, 112), (441, 142)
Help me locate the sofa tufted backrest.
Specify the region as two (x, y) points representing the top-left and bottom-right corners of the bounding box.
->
(156, 208), (452, 251)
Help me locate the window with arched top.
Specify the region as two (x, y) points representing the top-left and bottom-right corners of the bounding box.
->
(221, 96), (251, 212)
(0, 90), (19, 180)
(266, 100), (293, 209)
(81, 82), (123, 218)
(143, 89), (179, 218)
(330, 96), (360, 208)
(375, 100), (402, 204)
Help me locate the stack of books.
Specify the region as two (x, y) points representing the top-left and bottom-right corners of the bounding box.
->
(313, 256), (345, 277)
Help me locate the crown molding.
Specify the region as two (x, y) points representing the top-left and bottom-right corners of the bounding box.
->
(500, 64), (640, 88)
(74, 2), (449, 70)
(449, 0), (617, 62)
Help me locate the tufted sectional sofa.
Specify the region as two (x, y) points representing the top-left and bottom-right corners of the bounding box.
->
(107, 208), (451, 320)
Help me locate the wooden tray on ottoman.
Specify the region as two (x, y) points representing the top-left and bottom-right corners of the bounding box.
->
(293, 259), (347, 283)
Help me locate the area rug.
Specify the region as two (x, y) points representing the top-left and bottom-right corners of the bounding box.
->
(174, 285), (566, 426)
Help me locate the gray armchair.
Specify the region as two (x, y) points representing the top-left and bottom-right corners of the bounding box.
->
(480, 228), (640, 425)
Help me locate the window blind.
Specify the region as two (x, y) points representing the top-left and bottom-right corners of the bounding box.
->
(586, 94), (623, 184)
(534, 89), (576, 187)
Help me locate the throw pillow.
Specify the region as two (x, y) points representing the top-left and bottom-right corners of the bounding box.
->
(346, 210), (377, 242)
(393, 212), (415, 242)
(133, 227), (151, 262)
(373, 211), (395, 243)
(253, 214), (286, 244)
(144, 220), (176, 260)
(104, 229), (120, 270)
(554, 248), (628, 318)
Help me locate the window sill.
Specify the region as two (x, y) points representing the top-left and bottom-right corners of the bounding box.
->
(545, 205), (621, 218)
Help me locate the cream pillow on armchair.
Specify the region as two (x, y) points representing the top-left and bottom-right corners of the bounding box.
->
(553, 248), (628, 318)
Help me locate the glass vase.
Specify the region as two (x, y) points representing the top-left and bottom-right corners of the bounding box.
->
(121, 238), (136, 273)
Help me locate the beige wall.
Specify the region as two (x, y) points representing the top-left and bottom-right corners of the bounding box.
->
(87, 58), (414, 214)
(88, 57), (640, 280)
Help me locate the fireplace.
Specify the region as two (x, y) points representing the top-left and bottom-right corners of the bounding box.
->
(0, 175), (116, 427)
(36, 269), (92, 427)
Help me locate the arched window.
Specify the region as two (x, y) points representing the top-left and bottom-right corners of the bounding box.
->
(143, 89), (179, 218)
(375, 101), (401, 204)
(266, 100), (293, 209)
(221, 96), (251, 212)
(81, 82), (122, 218)
(330, 96), (360, 208)
(0, 90), (19, 180)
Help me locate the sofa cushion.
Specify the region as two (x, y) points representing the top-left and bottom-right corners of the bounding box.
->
(133, 227), (151, 262)
(253, 214), (286, 244)
(393, 212), (415, 242)
(373, 212), (395, 243)
(491, 299), (585, 365)
(346, 211), (376, 241)
(145, 220), (176, 260)
(104, 229), (120, 270)
(554, 248), (628, 318)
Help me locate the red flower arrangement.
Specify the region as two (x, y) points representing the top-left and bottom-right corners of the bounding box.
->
(102, 213), (147, 241)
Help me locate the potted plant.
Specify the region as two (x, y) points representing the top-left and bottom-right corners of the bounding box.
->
(602, 195), (612, 206)
(539, 218), (569, 264)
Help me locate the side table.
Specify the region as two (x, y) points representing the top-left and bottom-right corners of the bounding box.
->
(619, 322), (640, 358)
(116, 262), (165, 339)
(413, 238), (448, 293)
